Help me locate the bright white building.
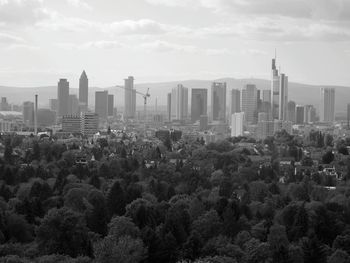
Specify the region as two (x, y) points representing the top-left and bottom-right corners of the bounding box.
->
(231, 112), (245, 137)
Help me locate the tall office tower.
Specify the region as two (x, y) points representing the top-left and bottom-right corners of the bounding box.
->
(23, 101), (34, 127)
(79, 70), (88, 109)
(241, 84), (258, 124)
(167, 93), (171, 121)
(287, 101), (296, 123)
(271, 58), (280, 119)
(262, 90), (271, 103)
(320, 87), (335, 123)
(49, 99), (58, 112)
(200, 115), (208, 131)
(279, 73), (288, 120)
(124, 76), (136, 119)
(211, 82), (227, 122)
(347, 103), (350, 128)
(108, 94), (114, 117)
(230, 89), (241, 114)
(231, 112), (244, 137)
(191, 89), (207, 122)
(81, 112), (98, 136)
(68, 95), (79, 115)
(62, 115), (81, 133)
(296, 105), (305, 124)
(0, 97), (9, 111)
(171, 84), (188, 121)
(57, 79), (69, 117)
(304, 105), (315, 124)
(95, 91), (109, 120)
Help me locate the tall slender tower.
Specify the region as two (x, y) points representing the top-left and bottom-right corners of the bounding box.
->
(241, 84), (258, 124)
(124, 76), (136, 119)
(171, 84), (188, 121)
(320, 87), (335, 123)
(211, 82), (227, 122)
(191, 89), (207, 123)
(271, 57), (280, 120)
(278, 73), (288, 121)
(79, 71), (88, 109)
(57, 79), (69, 117)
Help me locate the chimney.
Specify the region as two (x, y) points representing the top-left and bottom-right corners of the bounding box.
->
(34, 94), (38, 135)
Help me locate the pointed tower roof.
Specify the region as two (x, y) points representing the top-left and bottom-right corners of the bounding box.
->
(80, 70), (88, 79)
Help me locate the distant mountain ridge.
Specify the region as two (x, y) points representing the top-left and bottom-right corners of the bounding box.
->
(0, 78), (348, 113)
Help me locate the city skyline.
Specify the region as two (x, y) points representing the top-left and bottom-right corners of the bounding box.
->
(0, 0), (349, 88)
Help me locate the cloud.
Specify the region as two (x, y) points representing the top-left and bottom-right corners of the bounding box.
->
(57, 40), (124, 50)
(0, 0), (49, 26)
(197, 17), (350, 42)
(144, 0), (350, 21)
(0, 32), (25, 44)
(138, 40), (198, 53)
(66, 0), (92, 10)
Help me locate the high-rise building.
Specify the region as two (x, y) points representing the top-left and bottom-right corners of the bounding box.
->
(347, 104), (350, 128)
(79, 70), (88, 109)
(167, 93), (171, 121)
(262, 90), (271, 103)
(230, 89), (240, 114)
(320, 87), (335, 123)
(287, 101), (296, 123)
(62, 115), (81, 133)
(191, 89), (207, 122)
(108, 94), (114, 117)
(296, 105), (305, 124)
(241, 84), (258, 124)
(171, 84), (188, 121)
(95, 91), (108, 120)
(57, 79), (69, 117)
(279, 73), (288, 120)
(0, 97), (10, 111)
(49, 99), (58, 112)
(81, 112), (98, 136)
(304, 105), (315, 124)
(124, 76), (136, 119)
(271, 58), (280, 119)
(68, 95), (79, 115)
(231, 112), (244, 137)
(200, 115), (208, 131)
(23, 101), (34, 127)
(211, 82), (226, 122)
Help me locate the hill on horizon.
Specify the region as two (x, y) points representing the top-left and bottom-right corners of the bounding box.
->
(0, 78), (348, 113)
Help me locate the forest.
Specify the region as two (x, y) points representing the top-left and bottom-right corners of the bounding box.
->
(0, 131), (349, 263)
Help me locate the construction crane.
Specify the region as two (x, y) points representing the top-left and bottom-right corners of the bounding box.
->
(116, 85), (151, 132)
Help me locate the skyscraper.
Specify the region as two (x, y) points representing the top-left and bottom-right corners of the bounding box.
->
(304, 105), (316, 124)
(108, 94), (114, 117)
(287, 101), (296, 123)
(279, 73), (288, 121)
(79, 70), (88, 110)
(167, 93), (171, 121)
(124, 76), (136, 119)
(49, 99), (58, 112)
(296, 105), (305, 124)
(241, 84), (258, 124)
(211, 82), (226, 122)
(230, 89), (240, 114)
(271, 58), (280, 119)
(171, 84), (188, 121)
(231, 112), (244, 137)
(320, 87), (335, 123)
(57, 79), (69, 117)
(23, 101), (34, 127)
(262, 90), (271, 103)
(191, 89), (207, 122)
(95, 91), (108, 120)
(68, 94), (79, 115)
(347, 104), (350, 128)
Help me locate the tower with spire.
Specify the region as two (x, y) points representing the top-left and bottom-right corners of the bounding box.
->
(79, 70), (89, 112)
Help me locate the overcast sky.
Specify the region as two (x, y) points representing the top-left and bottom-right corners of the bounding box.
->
(0, 0), (349, 88)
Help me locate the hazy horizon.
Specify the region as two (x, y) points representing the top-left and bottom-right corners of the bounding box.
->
(0, 0), (349, 88)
